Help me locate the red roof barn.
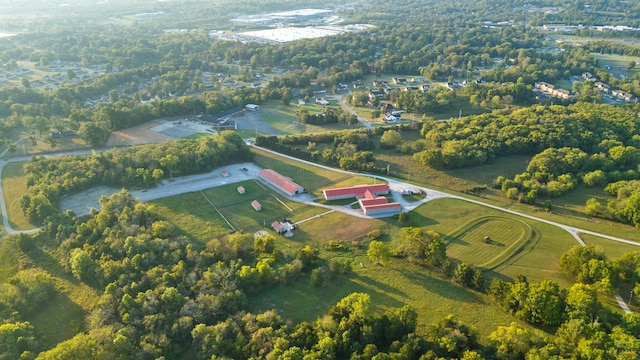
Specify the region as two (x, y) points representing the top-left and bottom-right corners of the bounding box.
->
(259, 169), (304, 196)
(323, 184), (390, 200)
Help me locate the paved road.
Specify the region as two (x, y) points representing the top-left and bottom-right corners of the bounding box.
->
(1, 144), (637, 314)
(332, 94), (373, 129)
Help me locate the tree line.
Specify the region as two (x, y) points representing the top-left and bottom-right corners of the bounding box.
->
(19, 131), (251, 222)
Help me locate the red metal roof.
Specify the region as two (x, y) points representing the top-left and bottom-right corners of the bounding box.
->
(271, 221), (284, 232)
(323, 184), (390, 199)
(259, 169), (303, 195)
(251, 200), (261, 210)
(360, 197), (390, 206)
(363, 202), (402, 212)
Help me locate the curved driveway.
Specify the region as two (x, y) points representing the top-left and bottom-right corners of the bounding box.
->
(2, 145), (640, 250)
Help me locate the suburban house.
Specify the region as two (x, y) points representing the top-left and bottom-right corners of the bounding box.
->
(372, 80), (388, 87)
(323, 184), (401, 217)
(369, 90), (385, 100)
(403, 86), (419, 92)
(315, 97), (329, 105)
(582, 72), (596, 81)
(411, 77), (426, 83)
(237, 186), (245, 194)
(245, 104), (260, 111)
(595, 82), (611, 93)
(393, 77), (408, 85)
(534, 82), (576, 100)
(419, 84), (430, 92)
(385, 114), (400, 122)
(259, 169), (304, 196)
(251, 200), (262, 211)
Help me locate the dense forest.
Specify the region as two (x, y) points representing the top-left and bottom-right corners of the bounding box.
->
(2, 0), (640, 358)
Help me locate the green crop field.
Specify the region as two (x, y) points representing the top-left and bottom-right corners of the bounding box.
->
(445, 216), (532, 269)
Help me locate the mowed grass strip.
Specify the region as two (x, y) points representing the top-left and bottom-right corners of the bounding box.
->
(251, 147), (377, 196)
(221, 194), (291, 232)
(446, 216), (531, 269)
(201, 180), (267, 207)
(151, 192), (233, 244)
(1, 162), (39, 230)
(580, 233), (640, 260)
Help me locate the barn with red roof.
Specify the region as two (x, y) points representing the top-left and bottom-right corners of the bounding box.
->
(259, 169), (304, 196)
(323, 184), (390, 200)
(323, 183), (401, 217)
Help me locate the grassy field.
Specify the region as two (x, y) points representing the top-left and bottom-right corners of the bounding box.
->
(591, 52), (640, 76)
(580, 233), (640, 260)
(0, 234), (99, 350)
(1, 161), (39, 230)
(446, 216), (532, 270)
(151, 192), (233, 245)
(248, 256), (525, 339)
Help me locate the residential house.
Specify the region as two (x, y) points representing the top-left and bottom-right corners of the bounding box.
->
(419, 84), (430, 92)
(237, 186), (245, 194)
(392, 77), (408, 85)
(251, 200), (262, 211)
(315, 97), (329, 105)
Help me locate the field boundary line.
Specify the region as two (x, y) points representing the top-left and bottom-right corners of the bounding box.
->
(200, 191), (235, 231)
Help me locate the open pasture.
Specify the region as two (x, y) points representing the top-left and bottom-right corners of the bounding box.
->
(445, 216), (532, 269)
(151, 192), (233, 244)
(1, 161), (39, 230)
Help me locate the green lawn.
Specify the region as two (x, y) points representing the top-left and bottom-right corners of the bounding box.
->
(151, 192), (233, 245)
(580, 233), (640, 260)
(591, 53), (640, 76)
(219, 193), (291, 232)
(446, 216), (532, 270)
(0, 234), (100, 350)
(248, 255), (525, 340)
(1, 161), (39, 230)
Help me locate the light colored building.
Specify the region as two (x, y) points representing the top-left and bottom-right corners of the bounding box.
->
(251, 200), (262, 211)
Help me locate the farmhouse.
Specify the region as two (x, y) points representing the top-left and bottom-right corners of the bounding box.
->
(259, 169), (304, 196)
(251, 200), (262, 211)
(315, 97), (329, 105)
(271, 221), (285, 233)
